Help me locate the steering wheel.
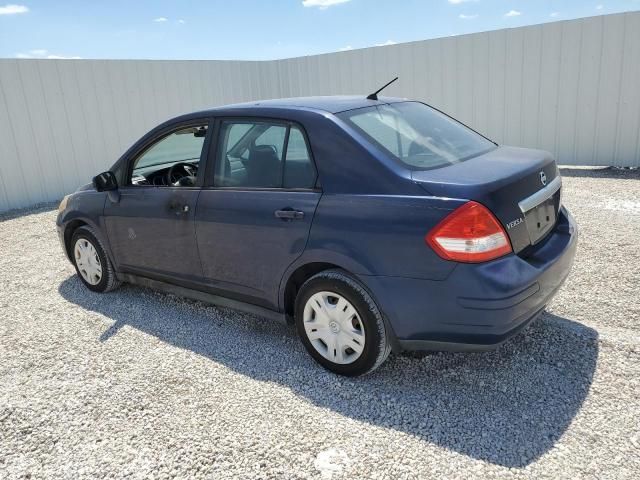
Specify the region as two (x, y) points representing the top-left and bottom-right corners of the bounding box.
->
(167, 162), (197, 186)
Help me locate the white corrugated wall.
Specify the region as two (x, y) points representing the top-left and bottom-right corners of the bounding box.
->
(0, 12), (639, 212)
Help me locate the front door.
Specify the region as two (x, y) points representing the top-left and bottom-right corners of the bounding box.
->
(195, 119), (321, 309)
(104, 120), (211, 283)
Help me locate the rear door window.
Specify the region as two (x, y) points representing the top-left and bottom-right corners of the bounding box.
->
(284, 126), (316, 189)
(215, 121), (316, 189)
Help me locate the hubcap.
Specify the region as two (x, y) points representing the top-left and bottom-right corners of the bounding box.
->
(74, 238), (102, 286)
(303, 291), (365, 365)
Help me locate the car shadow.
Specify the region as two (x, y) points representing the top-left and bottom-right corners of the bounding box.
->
(58, 276), (598, 468)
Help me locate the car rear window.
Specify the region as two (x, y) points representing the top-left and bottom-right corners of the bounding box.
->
(337, 102), (496, 170)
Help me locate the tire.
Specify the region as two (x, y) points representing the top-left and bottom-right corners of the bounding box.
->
(294, 269), (391, 376)
(70, 226), (121, 293)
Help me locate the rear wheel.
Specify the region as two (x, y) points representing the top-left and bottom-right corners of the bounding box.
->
(70, 226), (121, 293)
(295, 270), (390, 376)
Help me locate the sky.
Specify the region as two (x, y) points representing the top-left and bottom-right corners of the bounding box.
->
(1, 0), (639, 61)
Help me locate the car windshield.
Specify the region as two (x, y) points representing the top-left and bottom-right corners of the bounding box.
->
(337, 102), (496, 170)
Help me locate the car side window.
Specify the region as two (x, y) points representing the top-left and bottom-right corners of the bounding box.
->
(283, 126), (316, 189)
(226, 123), (253, 160)
(130, 125), (207, 187)
(215, 121), (315, 189)
(255, 126), (287, 160)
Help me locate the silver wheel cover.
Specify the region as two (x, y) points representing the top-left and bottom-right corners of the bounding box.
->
(74, 238), (103, 286)
(303, 291), (366, 365)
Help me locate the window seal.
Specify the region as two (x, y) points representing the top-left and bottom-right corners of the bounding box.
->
(200, 186), (322, 193)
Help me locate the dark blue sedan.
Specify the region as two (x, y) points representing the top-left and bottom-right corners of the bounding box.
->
(57, 95), (577, 376)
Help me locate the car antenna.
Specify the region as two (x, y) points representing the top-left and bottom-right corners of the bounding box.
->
(366, 77), (398, 101)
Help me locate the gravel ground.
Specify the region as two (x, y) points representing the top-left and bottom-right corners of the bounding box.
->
(1, 168), (639, 479)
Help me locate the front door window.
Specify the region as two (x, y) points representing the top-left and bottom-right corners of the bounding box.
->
(130, 125), (207, 187)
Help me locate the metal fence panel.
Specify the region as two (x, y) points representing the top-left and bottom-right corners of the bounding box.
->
(0, 12), (639, 212)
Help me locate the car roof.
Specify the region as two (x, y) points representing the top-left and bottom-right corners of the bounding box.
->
(201, 95), (408, 115)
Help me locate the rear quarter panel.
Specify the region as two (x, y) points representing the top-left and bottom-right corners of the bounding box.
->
(304, 194), (464, 280)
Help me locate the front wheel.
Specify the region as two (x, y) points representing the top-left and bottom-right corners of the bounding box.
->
(294, 270), (391, 376)
(70, 226), (121, 293)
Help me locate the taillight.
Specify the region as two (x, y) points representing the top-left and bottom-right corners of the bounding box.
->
(425, 201), (512, 263)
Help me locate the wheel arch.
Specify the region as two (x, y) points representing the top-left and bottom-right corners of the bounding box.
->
(63, 219), (89, 260)
(281, 262), (342, 321)
(279, 259), (400, 351)
(60, 215), (116, 269)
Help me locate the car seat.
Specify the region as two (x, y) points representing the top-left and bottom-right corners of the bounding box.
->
(245, 145), (281, 187)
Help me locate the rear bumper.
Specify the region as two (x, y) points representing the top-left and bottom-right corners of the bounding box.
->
(359, 206), (578, 352)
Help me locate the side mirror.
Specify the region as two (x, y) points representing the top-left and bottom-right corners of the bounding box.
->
(93, 171), (118, 192)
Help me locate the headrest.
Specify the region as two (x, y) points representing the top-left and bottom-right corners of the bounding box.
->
(249, 144), (280, 165)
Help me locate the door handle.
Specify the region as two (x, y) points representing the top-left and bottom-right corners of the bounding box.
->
(274, 209), (304, 220)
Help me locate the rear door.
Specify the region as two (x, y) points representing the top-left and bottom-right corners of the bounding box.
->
(195, 119), (320, 309)
(104, 119), (212, 283)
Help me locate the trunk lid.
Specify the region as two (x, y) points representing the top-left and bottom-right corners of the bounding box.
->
(412, 146), (561, 253)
